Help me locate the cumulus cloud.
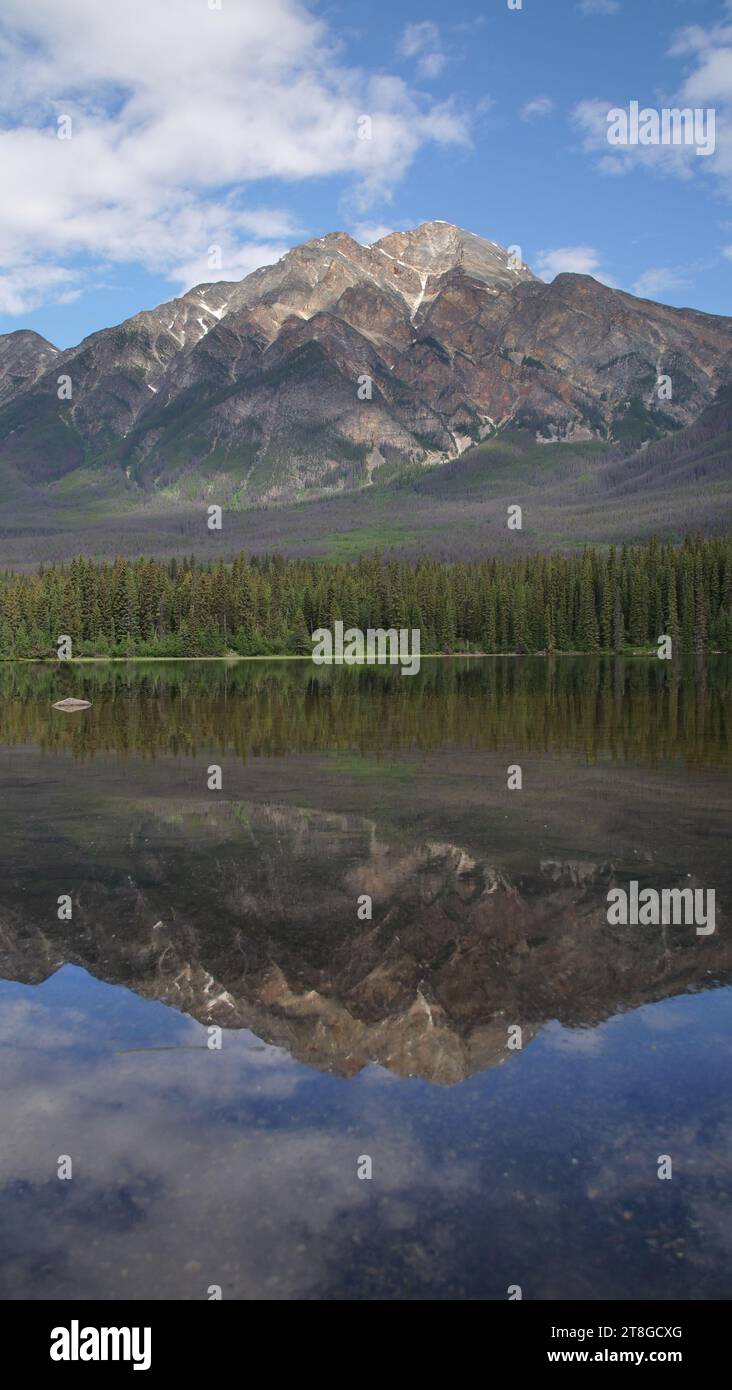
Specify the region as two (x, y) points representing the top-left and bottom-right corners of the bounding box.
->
(520, 96), (555, 122)
(669, 15), (732, 190)
(574, 12), (732, 191)
(0, 980), (480, 1300)
(571, 98), (700, 181)
(0, 265), (82, 316)
(535, 245), (615, 284)
(399, 21), (447, 80)
(0, 0), (469, 312)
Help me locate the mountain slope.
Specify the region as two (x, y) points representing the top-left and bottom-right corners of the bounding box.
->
(3, 413), (732, 569)
(1, 222), (731, 511)
(0, 329), (59, 408)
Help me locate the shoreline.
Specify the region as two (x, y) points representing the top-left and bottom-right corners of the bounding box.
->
(0, 649), (717, 666)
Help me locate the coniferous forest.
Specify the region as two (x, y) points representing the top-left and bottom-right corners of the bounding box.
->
(1, 534), (731, 659)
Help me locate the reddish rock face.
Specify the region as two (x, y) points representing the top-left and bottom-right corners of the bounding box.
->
(1, 221), (731, 501)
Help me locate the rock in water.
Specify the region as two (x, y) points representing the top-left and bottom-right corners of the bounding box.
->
(52, 698), (92, 712)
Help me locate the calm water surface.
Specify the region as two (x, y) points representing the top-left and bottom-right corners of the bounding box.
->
(0, 658), (730, 1300)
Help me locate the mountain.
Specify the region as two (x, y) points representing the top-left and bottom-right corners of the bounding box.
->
(2, 221), (732, 516)
(0, 329), (59, 408)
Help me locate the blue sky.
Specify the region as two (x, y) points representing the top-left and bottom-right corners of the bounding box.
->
(2, 0), (732, 348)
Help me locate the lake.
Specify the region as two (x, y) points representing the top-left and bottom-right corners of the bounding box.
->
(0, 656), (730, 1300)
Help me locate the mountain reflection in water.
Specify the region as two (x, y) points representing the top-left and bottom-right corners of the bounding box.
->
(0, 658), (730, 1299)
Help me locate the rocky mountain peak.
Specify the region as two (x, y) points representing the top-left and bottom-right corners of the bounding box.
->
(0, 328), (59, 408)
(372, 220), (536, 288)
(2, 221), (732, 506)
(186, 223), (532, 341)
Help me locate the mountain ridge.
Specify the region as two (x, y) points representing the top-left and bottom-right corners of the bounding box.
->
(1, 220), (731, 564)
(2, 220), (731, 509)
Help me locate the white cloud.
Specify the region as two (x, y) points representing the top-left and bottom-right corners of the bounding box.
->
(0, 981), (484, 1301)
(399, 21), (447, 80)
(520, 96), (555, 122)
(0, 265), (82, 316)
(0, 0), (469, 313)
(577, 1), (620, 14)
(631, 266), (690, 299)
(574, 13), (732, 193)
(536, 251), (691, 303)
(535, 245), (616, 285)
(418, 52), (447, 79)
(168, 241), (292, 296)
(351, 221), (397, 246)
(571, 98), (700, 181)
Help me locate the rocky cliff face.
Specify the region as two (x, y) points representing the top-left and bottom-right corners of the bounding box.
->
(0, 329), (59, 408)
(1, 221), (731, 502)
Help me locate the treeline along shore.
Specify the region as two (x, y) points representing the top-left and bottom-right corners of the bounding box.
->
(0, 535), (730, 659)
